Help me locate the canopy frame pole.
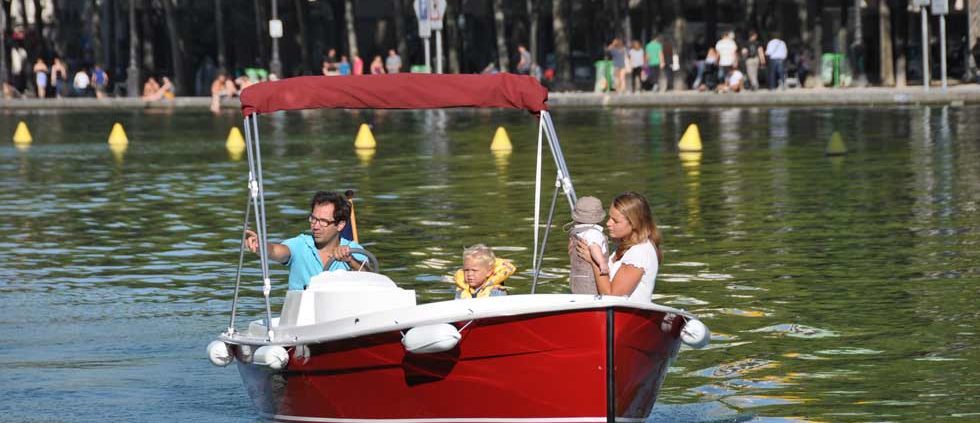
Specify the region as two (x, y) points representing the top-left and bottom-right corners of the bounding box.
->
(530, 111), (577, 293)
(532, 114), (544, 290)
(244, 114), (276, 341)
(226, 193), (252, 335)
(531, 174), (561, 293)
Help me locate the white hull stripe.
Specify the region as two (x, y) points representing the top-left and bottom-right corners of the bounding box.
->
(260, 414), (646, 423)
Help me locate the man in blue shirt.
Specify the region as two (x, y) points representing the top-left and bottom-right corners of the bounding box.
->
(245, 191), (368, 290)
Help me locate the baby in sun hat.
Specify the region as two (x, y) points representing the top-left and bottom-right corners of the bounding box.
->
(567, 196), (609, 295)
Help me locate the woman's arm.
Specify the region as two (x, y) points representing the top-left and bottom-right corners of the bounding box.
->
(576, 238), (644, 297)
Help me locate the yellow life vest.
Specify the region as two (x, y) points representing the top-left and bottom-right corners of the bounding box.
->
(454, 258), (516, 299)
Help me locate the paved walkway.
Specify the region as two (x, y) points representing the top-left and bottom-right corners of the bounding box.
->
(2, 85), (978, 111)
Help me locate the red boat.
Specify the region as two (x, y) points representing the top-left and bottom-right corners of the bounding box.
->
(208, 74), (709, 422)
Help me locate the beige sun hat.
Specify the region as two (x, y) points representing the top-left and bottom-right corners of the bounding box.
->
(572, 196), (605, 224)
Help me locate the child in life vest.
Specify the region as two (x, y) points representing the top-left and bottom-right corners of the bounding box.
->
(454, 244), (516, 299)
(568, 196), (609, 295)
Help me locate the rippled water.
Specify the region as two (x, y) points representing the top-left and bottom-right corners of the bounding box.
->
(1, 106), (979, 422)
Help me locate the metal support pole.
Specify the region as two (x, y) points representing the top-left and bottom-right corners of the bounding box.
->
(244, 114), (275, 341)
(227, 194), (253, 334)
(939, 14), (947, 89)
(531, 179), (561, 293)
(270, 0), (282, 77)
(435, 30), (443, 73)
(424, 38), (432, 72)
(921, 7), (930, 90)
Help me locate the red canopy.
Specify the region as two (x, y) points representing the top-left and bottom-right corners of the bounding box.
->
(240, 73), (549, 116)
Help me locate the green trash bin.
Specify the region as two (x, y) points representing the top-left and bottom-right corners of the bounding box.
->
(593, 60), (613, 92)
(410, 65), (431, 74)
(820, 53), (844, 87)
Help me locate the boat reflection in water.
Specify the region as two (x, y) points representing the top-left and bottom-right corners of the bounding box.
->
(208, 74), (709, 422)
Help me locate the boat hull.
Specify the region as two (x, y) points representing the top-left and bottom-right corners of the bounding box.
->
(232, 307), (683, 422)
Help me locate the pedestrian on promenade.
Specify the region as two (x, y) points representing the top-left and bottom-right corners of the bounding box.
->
(516, 44), (532, 75)
(338, 56), (351, 76)
(385, 49), (402, 74)
(370, 55), (385, 75)
(662, 37), (676, 90)
(715, 31), (738, 84)
(322, 49), (339, 76)
(33, 58), (49, 98)
(352, 55), (364, 75)
(210, 72), (237, 113)
(644, 36), (665, 92)
(694, 47), (719, 91)
(92, 64), (109, 99)
(627, 40), (644, 92)
(51, 57), (68, 98)
(743, 30), (766, 90)
(766, 33), (788, 90)
(971, 37), (980, 82)
(10, 43), (28, 94)
(718, 66), (745, 93)
(73, 67), (91, 97)
(606, 38), (628, 93)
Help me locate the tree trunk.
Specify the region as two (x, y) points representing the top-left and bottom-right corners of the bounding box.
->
(344, 0), (358, 59)
(216, 0), (226, 72)
(969, 0), (979, 78)
(88, 0), (104, 66)
(393, 0), (407, 64)
(1, 4), (7, 86)
(553, 0), (571, 87)
(446, 0), (461, 73)
(622, 0), (632, 45)
(127, 0), (139, 97)
(810, 0), (822, 84)
(162, 0), (184, 94)
(253, 0), (267, 66)
(294, 0), (310, 74)
(798, 0), (810, 51)
(879, 0), (894, 85)
(141, 0), (154, 73)
(893, 0), (906, 86)
(671, 0), (687, 90)
(527, 0), (538, 67)
(493, 0), (509, 72)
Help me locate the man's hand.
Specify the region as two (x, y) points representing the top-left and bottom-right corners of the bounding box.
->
(332, 245), (352, 262)
(245, 229), (259, 253)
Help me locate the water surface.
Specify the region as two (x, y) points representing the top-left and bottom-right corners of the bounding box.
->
(1, 106), (978, 422)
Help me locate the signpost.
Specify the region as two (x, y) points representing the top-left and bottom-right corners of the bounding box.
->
(913, 0), (931, 90)
(414, 0), (446, 73)
(931, 0), (949, 89)
(414, 0), (432, 73)
(269, 0), (282, 78)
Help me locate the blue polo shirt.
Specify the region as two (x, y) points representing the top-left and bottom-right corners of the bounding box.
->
(281, 233), (367, 291)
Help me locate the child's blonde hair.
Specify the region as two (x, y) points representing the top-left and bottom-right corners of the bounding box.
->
(463, 244), (495, 267)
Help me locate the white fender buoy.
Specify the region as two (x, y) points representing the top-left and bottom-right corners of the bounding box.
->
(402, 323), (461, 354)
(207, 340), (233, 367)
(254, 345), (289, 370)
(680, 319), (710, 349)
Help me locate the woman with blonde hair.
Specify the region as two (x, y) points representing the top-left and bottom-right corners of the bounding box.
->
(574, 192), (662, 302)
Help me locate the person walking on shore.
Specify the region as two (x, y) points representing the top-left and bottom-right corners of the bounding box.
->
(628, 40), (645, 92)
(715, 32), (738, 84)
(644, 36), (665, 92)
(766, 33), (788, 90)
(743, 30), (766, 90)
(606, 38), (628, 93)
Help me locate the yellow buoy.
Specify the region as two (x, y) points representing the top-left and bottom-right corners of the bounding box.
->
(13, 121), (32, 144)
(678, 124), (702, 152)
(490, 126), (512, 151)
(354, 123), (377, 149)
(108, 122), (129, 146)
(825, 131), (847, 156)
(226, 127), (245, 150)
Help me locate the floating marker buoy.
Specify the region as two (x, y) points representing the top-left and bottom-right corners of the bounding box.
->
(226, 127), (245, 151)
(354, 123), (377, 149)
(108, 122), (129, 146)
(13, 121), (32, 144)
(490, 126), (512, 151)
(825, 131), (847, 156)
(678, 124), (702, 152)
